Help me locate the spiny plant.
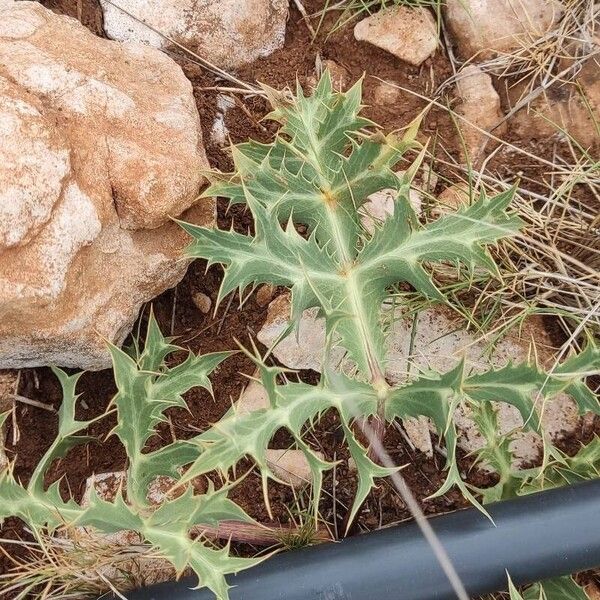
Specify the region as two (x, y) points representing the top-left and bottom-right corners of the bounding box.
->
(1, 73), (599, 600)
(507, 573), (589, 600)
(180, 71), (600, 525)
(0, 317), (262, 599)
(472, 402), (599, 598)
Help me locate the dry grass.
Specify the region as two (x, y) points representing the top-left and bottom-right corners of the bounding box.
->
(313, 0), (443, 37)
(476, 0), (598, 93)
(0, 529), (159, 600)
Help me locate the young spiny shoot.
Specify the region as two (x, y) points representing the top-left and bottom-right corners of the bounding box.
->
(0, 314), (260, 600)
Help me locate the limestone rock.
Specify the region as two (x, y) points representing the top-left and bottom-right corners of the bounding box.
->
(258, 294), (579, 463)
(372, 79), (402, 106)
(309, 59), (350, 92)
(360, 187), (423, 234)
(321, 59), (350, 91)
(455, 65), (506, 163)
(0, 2), (214, 370)
(192, 291), (212, 314)
(100, 0), (289, 70)
(257, 294), (346, 371)
(359, 170), (426, 235)
(237, 377), (270, 415)
(444, 0), (564, 59)
(433, 183), (471, 218)
(256, 284), (276, 307)
(354, 5), (438, 67)
(77, 471), (181, 589)
(510, 44), (600, 149)
(236, 379), (323, 486)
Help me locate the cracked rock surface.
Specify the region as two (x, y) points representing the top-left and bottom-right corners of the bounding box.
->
(0, 1), (214, 370)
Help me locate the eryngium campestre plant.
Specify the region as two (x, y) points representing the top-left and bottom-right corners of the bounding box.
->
(180, 71), (600, 522)
(1, 73), (598, 600)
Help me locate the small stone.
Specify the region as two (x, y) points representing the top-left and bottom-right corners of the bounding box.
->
(510, 40), (600, 149)
(192, 291), (212, 314)
(360, 181), (423, 235)
(456, 65), (506, 163)
(444, 0), (564, 59)
(403, 416), (434, 457)
(256, 284), (275, 308)
(432, 183), (471, 218)
(372, 80), (402, 106)
(310, 59), (350, 92)
(237, 378), (270, 415)
(257, 293), (346, 371)
(78, 471), (180, 588)
(266, 449), (322, 489)
(354, 5), (438, 67)
(322, 59), (349, 91)
(347, 457), (357, 472)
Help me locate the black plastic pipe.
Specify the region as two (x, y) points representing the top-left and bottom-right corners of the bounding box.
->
(129, 479), (600, 600)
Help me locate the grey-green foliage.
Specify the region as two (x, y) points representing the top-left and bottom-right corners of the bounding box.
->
(1, 72), (599, 600)
(182, 71), (600, 525)
(0, 316), (260, 600)
(508, 573), (589, 600)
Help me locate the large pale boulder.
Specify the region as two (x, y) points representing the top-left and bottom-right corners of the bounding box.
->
(444, 0), (564, 59)
(0, 2), (214, 370)
(99, 0), (289, 69)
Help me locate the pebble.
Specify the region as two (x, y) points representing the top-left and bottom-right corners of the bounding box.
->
(192, 291), (212, 314)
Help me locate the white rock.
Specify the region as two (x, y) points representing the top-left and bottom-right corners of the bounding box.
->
(372, 80), (402, 106)
(455, 65), (506, 163)
(354, 5), (438, 67)
(257, 294), (346, 371)
(258, 294), (579, 463)
(359, 170), (425, 235)
(433, 183), (471, 218)
(256, 284), (276, 307)
(78, 471), (180, 589)
(444, 0), (564, 59)
(236, 379), (324, 486)
(210, 94), (235, 147)
(0, 2), (215, 370)
(510, 38), (600, 149)
(100, 0), (289, 69)
(237, 377), (270, 415)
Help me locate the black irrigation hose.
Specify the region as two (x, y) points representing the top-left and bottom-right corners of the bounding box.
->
(129, 479), (600, 600)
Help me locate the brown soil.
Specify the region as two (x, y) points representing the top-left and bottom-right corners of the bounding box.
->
(1, 0), (598, 595)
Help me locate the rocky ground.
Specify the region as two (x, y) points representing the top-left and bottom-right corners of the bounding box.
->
(0, 0), (598, 597)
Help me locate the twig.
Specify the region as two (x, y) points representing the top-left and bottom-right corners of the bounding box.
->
(10, 394), (56, 413)
(293, 0), (317, 38)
